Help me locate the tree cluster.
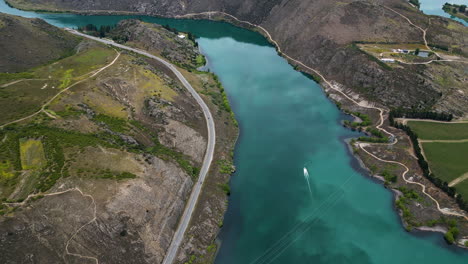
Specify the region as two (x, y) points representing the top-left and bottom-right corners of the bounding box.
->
(390, 108), (453, 121)
(77, 24), (128, 43)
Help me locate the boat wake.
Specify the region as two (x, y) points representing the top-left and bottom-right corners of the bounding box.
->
(303, 167), (312, 197)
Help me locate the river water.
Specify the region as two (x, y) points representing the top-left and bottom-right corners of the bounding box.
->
(0, 1), (467, 263)
(419, 0), (467, 26)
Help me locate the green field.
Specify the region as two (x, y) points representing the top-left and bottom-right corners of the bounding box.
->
(455, 180), (468, 201)
(407, 121), (468, 140)
(422, 142), (468, 184)
(19, 138), (46, 170)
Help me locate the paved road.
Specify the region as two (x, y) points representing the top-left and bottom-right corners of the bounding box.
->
(65, 29), (216, 264)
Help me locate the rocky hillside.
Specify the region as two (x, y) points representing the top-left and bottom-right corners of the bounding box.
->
(6, 0), (468, 116)
(0, 14), (237, 264)
(0, 12), (79, 72)
(109, 19), (205, 70)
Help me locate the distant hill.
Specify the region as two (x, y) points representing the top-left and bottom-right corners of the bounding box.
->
(5, 0), (468, 116)
(0, 12), (80, 72)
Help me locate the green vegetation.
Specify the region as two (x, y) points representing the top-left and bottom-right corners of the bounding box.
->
(0, 45), (115, 124)
(445, 226), (459, 244)
(0, 161), (15, 179)
(194, 54), (206, 68)
(406, 121), (468, 140)
(443, 3), (468, 22)
(146, 140), (200, 179)
(390, 112), (468, 212)
(343, 111), (371, 128)
(344, 110), (387, 144)
(0, 124), (118, 194)
(423, 142), (468, 184)
(218, 183), (231, 196)
(465, 241), (468, 247)
(0, 72), (35, 85)
(210, 73), (238, 127)
(409, 0), (420, 8)
(455, 180), (468, 204)
(218, 159), (235, 174)
(19, 139), (46, 170)
(398, 186), (420, 200)
(58, 69), (74, 89)
(382, 170), (397, 184)
(395, 186), (424, 230)
(390, 108), (453, 122)
(94, 114), (129, 133)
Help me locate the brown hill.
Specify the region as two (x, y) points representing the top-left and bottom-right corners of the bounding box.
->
(6, 0), (468, 116)
(0, 12), (80, 72)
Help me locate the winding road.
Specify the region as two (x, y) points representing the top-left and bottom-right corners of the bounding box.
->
(63, 29), (216, 264)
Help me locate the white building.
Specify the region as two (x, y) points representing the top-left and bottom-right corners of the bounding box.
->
(381, 58), (395, 63)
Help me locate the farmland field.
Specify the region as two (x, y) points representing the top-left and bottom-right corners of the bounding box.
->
(422, 142), (468, 183)
(407, 121), (468, 140)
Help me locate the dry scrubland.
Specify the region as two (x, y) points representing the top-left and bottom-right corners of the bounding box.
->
(0, 15), (237, 264)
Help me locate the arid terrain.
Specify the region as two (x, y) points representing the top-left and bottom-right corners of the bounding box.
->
(0, 14), (237, 263)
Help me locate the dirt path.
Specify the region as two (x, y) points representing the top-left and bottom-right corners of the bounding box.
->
(0, 50), (120, 129)
(449, 172), (468, 187)
(3, 188), (99, 263)
(1, 79), (48, 88)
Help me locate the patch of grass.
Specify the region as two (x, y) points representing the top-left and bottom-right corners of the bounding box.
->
(0, 124), (121, 194)
(407, 121), (468, 140)
(454, 180), (468, 202)
(422, 142), (468, 183)
(217, 159), (235, 174)
(218, 183), (231, 196)
(0, 72), (35, 85)
(0, 161), (15, 179)
(58, 69), (74, 89)
(343, 111), (371, 128)
(19, 138), (46, 170)
(34, 46), (114, 80)
(382, 169), (397, 184)
(194, 54), (206, 67)
(94, 114), (129, 133)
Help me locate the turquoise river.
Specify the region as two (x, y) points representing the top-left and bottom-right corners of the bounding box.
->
(0, 1), (467, 263)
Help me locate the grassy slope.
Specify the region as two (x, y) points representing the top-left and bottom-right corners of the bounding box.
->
(455, 180), (468, 201)
(407, 121), (468, 140)
(422, 142), (468, 183)
(0, 44), (115, 124)
(0, 13), (80, 73)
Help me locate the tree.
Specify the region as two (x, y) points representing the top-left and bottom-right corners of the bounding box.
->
(414, 48), (420, 55)
(459, 5), (466, 13)
(445, 231), (455, 244)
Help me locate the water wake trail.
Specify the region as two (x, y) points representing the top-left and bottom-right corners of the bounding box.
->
(304, 167), (312, 197)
